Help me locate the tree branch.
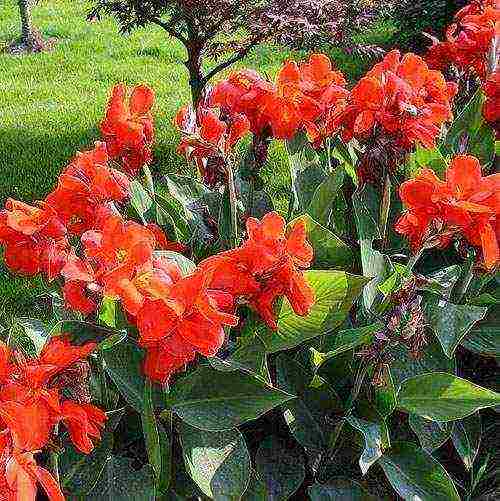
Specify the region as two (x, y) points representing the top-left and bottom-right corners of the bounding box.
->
(151, 17), (187, 45)
(202, 37), (265, 85)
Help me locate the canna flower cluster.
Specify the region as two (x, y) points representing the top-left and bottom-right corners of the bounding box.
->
(396, 154), (500, 269)
(425, 0), (499, 80)
(330, 50), (458, 150)
(0, 337), (105, 500)
(482, 68), (500, 137)
(0, 82), (316, 386)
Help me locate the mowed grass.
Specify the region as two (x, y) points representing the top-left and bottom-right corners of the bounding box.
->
(0, 0), (394, 317)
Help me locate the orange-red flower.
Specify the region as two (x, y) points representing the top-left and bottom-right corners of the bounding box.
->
(333, 50), (458, 150)
(0, 199), (68, 280)
(482, 68), (500, 138)
(200, 212), (315, 329)
(136, 271), (238, 383)
(100, 84), (155, 176)
(46, 142), (129, 235)
(425, 0), (499, 79)
(211, 54), (346, 141)
(175, 104), (249, 186)
(396, 154), (500, 269)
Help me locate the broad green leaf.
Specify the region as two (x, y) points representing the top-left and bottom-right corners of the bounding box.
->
(103, 340), (146, 412)
(16, 317), (48, 355)
(346, 416), (386, 475)
(180, 422), (251, 500)
(153, 250), (196, 277)
(308, 479), (376, 500)
(167, 365), (294, 431)
(406, 144), (447, 177)
(424, 299), (487, 358)
(461, 308), (500, 356)
(130, 179), (153, 222)
(255, 436), (305, 501)
(421, 265), (462, 298)
(210, 334), (270, 382)
(408, 414), (453, 452)
(452, 412), (481, 470)
(379, 441), (460, 501)
(307, 168), (345, 227)
(287, 133), (327, 214)
(60, 433), (114, 495)
(241, 471), (267, 501)
(353, 184), (381, 241)
(398, 373), (500, 421)
(142, 379), (163, 491)
(264, 270), (368, 353)
(389, 339), (455, 389)
(359, 240), (393, 312)
(310, 323), (381, 369)
(291, 214), (353, 269)
(50, 320), (123, 347)
(87, 456), (156, 500)
(276, 355), (341, 455)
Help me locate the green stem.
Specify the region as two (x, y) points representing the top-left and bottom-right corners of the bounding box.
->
(225, 160), (238, 247)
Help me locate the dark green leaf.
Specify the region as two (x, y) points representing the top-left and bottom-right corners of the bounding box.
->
(103, 340), (146, 412)
(255, 436), (306, 501)
(379, 441), (460, 501)
(398, 373), (500, 421)
(423, 298), (487, 358)
(389, 339), (455, 389)
(87, 456), (156, 500)
(408, 414), (453, 452)
(276, 355), (341, 455)
(374, 366), (397, 419)
(142, 379), (162, 490)
(180, 422), (251, 500)
(452, 412), (481, 470)
(241, 471), (267, 501)
(353, 184), (381, 241)
(346, 416), (385, 475)
(130, 179), (153, 222)
(307, 168), (345, 227)
(291, 214), (353, 270)
(310, 323), (381, 369)
(168, 365), (294, 431)
(308, 479), (376, 500)
(16, 317), (48, 355)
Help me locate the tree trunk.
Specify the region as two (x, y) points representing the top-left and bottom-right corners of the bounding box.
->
(185, 41), (204, 107)
(17, 0), (42, 51)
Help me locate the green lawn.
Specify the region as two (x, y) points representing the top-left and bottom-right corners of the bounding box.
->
(0, 0), (394, 318)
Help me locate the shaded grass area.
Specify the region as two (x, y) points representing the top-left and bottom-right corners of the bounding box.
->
(0, 0), (394, 317)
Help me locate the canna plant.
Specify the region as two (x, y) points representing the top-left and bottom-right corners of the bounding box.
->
(1, 1), (499, 499)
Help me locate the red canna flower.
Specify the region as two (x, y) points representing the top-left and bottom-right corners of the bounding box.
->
(0, 450), (64, 501)
(135, 271), (238, 383)
(100, 84), (155, 176)
(211, 54), (345, 142)
(425, 0), (499, 79)
(333, 50), (458, 150)
(175, 104), (249, 186)
(200, 212), (315, 329)
(0, 336), (104, 501)
(46, 143), (129, 236)
(396, 154), (500, 269)
(0, 199), (68, 280)
(482, 68), (500, 138)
